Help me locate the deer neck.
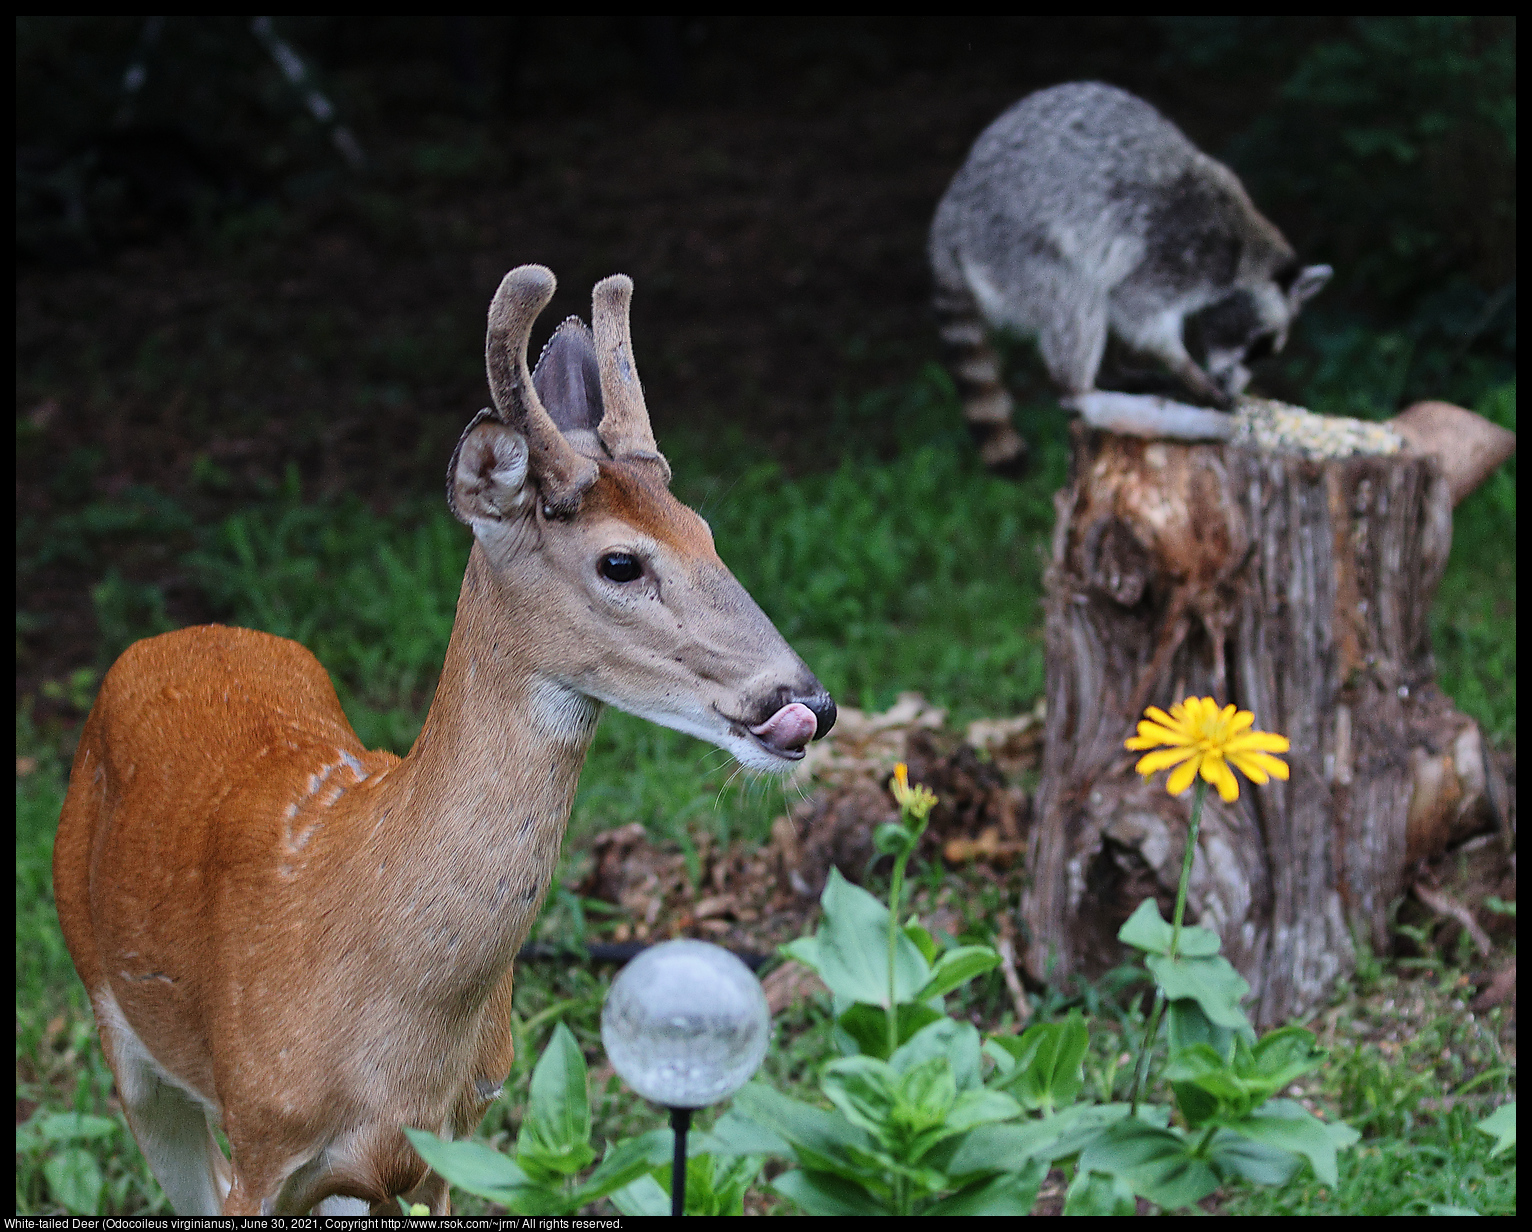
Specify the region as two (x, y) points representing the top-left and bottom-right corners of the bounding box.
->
(353, 544), (600, 1001)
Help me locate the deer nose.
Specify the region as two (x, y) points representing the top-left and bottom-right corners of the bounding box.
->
(802, 692), (836, 741)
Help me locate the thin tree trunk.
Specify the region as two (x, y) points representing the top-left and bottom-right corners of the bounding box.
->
(1021, 425), (1507, 1028)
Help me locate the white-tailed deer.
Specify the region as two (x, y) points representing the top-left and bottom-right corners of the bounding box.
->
(53, 265), (835, 1215)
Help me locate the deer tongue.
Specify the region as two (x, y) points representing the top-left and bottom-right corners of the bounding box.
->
(750, 703), (818, 756)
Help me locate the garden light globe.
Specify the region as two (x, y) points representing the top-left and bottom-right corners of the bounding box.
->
(601, 939), (770, 1109)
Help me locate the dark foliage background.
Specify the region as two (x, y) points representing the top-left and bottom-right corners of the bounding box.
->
(16, 15), (1516, 709)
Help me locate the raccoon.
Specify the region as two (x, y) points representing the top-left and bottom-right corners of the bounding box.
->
(929, 81), (1330, 471)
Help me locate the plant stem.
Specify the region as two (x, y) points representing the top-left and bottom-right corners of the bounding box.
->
(887, 845), (910, 1059)
(885, 807), (928, 1058)
(1129, 989), (1164, 1116)
(1129, 778), (1207, 1113)
(1170, 779), (1207, 960)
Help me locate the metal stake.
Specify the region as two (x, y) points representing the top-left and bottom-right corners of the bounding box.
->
(668, 1106), (692, 1216)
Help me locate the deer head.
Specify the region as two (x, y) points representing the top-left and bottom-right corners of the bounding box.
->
(445, 265), (834, 767)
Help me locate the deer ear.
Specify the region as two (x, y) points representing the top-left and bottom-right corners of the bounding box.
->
(1287, 264), (1332, 310)
(448, 411), (533, 528)
(532, 318), (604, 442)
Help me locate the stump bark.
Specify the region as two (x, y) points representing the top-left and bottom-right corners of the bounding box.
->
(1021, 424), (1509, 1028)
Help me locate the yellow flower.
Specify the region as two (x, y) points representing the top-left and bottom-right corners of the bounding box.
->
(890, 761), (939, 820)
(1125, 697), (1290, 803)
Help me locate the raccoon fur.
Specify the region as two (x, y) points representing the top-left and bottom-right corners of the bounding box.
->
(929, 81), (1330, 472)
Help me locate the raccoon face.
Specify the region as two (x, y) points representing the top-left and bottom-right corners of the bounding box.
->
(1191, 263), (1331, 398)
(1191, 286), (1287, 398)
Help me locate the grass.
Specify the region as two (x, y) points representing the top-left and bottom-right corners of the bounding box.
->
(14, 366), (1515, 1215)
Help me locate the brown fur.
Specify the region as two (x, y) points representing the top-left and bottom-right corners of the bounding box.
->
(53, 268), (830, 1214)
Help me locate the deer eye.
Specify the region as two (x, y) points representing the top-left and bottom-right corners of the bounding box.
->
(598, 552), (643, 583)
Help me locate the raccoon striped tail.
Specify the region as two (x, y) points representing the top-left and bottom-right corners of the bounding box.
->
(933, 282), (1027, 476)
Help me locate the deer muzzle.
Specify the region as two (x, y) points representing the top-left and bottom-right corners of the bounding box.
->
(749, 694), (837, 759)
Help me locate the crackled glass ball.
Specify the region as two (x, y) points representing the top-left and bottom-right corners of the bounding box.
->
(601, 939), (770, 1109)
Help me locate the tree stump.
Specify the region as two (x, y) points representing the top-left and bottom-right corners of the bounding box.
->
(1021, 422), (1510, 1029)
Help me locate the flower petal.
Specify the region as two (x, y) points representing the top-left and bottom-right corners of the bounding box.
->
(1136, 747), (1197, 776)
(1166, 755), (1201, 797)
(1232, 760), (1269, 785)
(1229, 750), (1290, 781)
(1225, 730), (1291, 754)
(1127, 720), (1188, 749)
(1202, 755), (1241, 803)
(1143, 709), (1192, 742)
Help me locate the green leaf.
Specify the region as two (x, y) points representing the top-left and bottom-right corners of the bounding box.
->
(731, 1082), (883, 1186)
(815, 867), (930, 1006)
(1476, 1101), (1515, 1157)
(991, 1012), (1089, 1112)
(1205, 1127), (1303, 1186)
(941, 1088), (1024, 1136)
(899, 1056), (959, 1127)
(571, 1132), (672, 1204)
(518, 1022), (595, 1175)
(837, 1001), (944, 1060)
(923, 1158), (1049, 1215)
(44, 1147), (104, 1215)
(1146, 953), (1252, 1032)
(892, 1018), (984, 1091)
(403, 1128), (545, 1209)
(917, 945), (1001, 1000)
(1118, 898), (1222, 957)
(1166, 997), (1240, 1062)
(1164, 1042), (1251, 1125)
(1118, 898), (1174, 954)
(780, 934), (824, 974)
(612, 1150), (765, 1217)
(703, 1152), (767, 1215)
(1169, 1077), (1222, 1130)
(33, 1113), (120, 1144)
(946, 1102), (1149, 1179)
(874, 822), (914, 856)
(946, 1117), (1073, 1178)
(1063, 1167), (1137, 1215)
(821, 1056), (906, 1146)
(903, 918), (939, 964)
(1220, 1099), (1351, 1186)
(774, 1167), (892, 1215)
(704, 1109), (791, 1158)
(1052, 1103), (1170, 1159)
(404, 1128), (530, 1193)
(1165, 1027), (1327, 1126)
(984, 1031), (1042, 1078)
(1078, 1118), (1219, 1210)
(1248, 1026), (1328, 1092)
(608, 1173), (671, 1216)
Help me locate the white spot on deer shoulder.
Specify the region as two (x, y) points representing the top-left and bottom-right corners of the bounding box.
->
(289, 821), (322, 852)
(337, 748), (368, 782)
